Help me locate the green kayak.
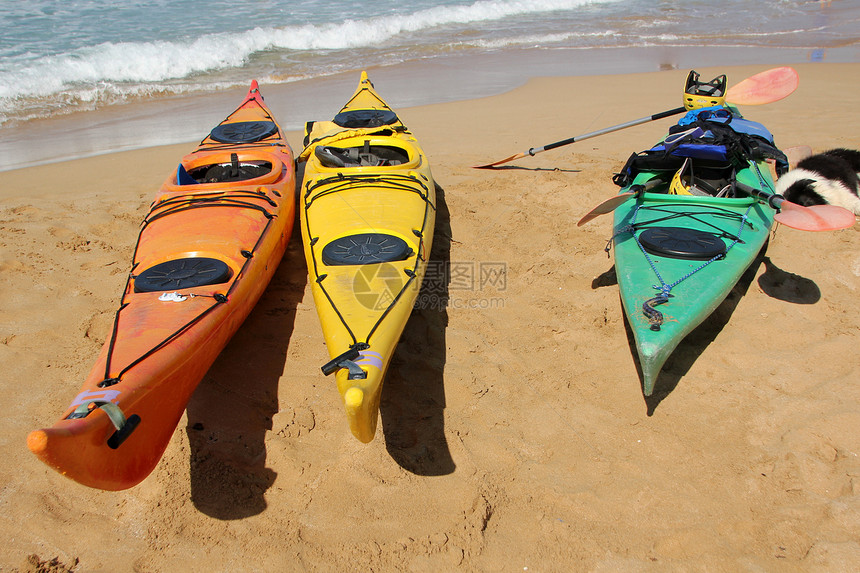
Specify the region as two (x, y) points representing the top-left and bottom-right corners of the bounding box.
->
(609, 105), (781, 395)
(612, 176), (774, 395)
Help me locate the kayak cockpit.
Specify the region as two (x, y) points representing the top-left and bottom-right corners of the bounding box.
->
(314, 140), (412, 169)
(623, 157), (740, 199)
(179, 154), (273, 185)
(168, 151), (285, 189)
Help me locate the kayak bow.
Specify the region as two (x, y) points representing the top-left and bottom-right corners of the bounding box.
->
(28, 82), (296, 490)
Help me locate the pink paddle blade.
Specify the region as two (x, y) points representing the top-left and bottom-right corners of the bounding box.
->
(774, 202), (856, 231)
(726, 67), (799, 106)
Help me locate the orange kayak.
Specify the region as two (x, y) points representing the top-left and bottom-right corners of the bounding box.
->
(27, 82), (296, 490)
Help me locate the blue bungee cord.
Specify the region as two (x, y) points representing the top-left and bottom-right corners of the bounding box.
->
(616, 194), (755, 331)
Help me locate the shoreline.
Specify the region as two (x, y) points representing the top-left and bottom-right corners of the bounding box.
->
(2, 45), (857, 172)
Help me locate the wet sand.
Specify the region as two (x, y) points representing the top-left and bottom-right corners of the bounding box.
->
(2, 45), (851, 172)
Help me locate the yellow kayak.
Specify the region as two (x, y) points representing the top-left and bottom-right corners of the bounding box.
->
(299, 71), (436, 442)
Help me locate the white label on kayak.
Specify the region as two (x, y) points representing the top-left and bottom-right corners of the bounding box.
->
(158, 292), (188, 302)
(355, 350), (384, 371)
(70, 388), (121, 408)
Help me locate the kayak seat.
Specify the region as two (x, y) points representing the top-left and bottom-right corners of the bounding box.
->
(315, 146), (359, 168)
(321, 233), (413, 266)
(134, 257), (232, 292)
(315, 143), (409, 168)
(333, 109), (398, 129)
(209, 121), (278, 144)
(684, 162), (735, 194)
(187, 152), (273, 183)
(638, 227), (727, 260)
(670, 158), (736, 197)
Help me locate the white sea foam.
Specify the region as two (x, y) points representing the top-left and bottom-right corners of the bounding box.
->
(0, 0), (855, 125)
(0, 0), (614, 101)
(469, 31), (616, 50)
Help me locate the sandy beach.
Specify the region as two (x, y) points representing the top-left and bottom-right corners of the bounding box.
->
(2, 62), (860, 571)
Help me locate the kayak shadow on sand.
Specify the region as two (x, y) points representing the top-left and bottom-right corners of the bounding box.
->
(588, 241), (776, 414)
(184, 230), (307, 519)
(380, 182), (456, 476)
(637, 244), (768, 414)
(640, 253), (821, 412)
(591, 265), (617, 289)
(482, 165), (581, 173)
(756, 256), (821, 304)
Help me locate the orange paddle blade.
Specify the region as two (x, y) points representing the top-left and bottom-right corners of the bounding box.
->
(725, 67), (798, 106)
(473, 152), (527, 169)
(577, 192), (636, 226)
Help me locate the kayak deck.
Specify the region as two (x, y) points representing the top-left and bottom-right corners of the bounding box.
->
(612, 171), (774, 395)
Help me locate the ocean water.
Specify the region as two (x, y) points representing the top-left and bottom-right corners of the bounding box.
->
(0, 0), (858, 169)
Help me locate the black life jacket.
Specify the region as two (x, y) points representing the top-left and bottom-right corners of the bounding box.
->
(613, 107), (789, 188)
